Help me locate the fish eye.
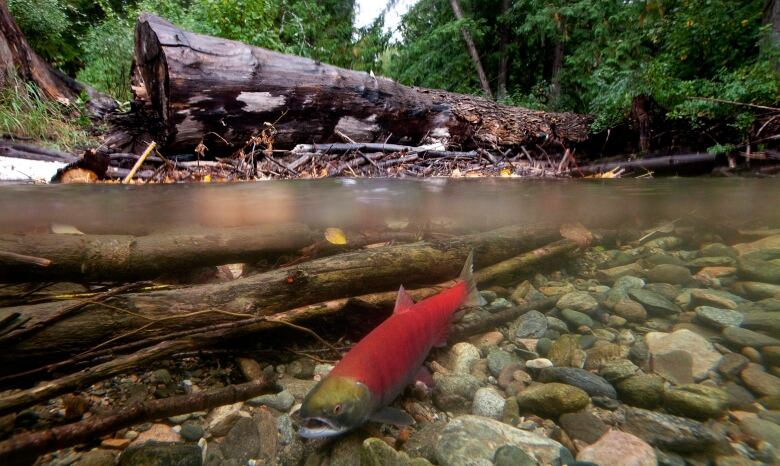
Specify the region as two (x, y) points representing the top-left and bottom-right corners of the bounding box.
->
(333, 404), (342, 414)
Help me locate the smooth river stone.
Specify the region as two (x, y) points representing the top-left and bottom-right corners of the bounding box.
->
(645, 329), (722, 381)
(514, 310), (548, 339)
(577, 430), (657, 466)
(651, 350), (694, 385)
(741, 364), (780, 397)
(694, 306), (743, 329)
(629, 289), (681, 316)
(537, 367), (617, 399)
(435, 415), (571, 466)
(622, 407), (727, 453)
(722, 326), (780, 348)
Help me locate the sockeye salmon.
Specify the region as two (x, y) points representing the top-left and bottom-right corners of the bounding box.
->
(297, 251), (485, 438)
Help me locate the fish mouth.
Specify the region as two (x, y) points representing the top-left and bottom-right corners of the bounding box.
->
(297, 416), (349, 439)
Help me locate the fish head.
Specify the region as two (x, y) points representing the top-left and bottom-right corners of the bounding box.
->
(297, 375), (373, 438)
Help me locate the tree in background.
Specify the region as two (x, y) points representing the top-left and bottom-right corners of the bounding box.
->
(387, 0), (779, 153)
(6, 0), (779, 154)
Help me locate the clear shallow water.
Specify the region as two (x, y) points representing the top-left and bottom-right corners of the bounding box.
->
(2, 178), (780, 465)
(1, 178), (779, 234)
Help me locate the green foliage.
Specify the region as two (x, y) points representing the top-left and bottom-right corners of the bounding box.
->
(386, 0), (779, 145)
(67, 0), (375, 99)
(0, 75), (97, 152)
(76, 10), (135, 102)
(8, 0), (70, 66)
(10, 0), (778, 150)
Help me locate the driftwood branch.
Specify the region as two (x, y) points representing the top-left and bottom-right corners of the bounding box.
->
(476, 238), (579, 284)
(450, 296), (559, 342)
(0, 372), (276, 466)
(0, 282), (149, 346)
(573, 153), (721, 176)
(292, 143), (480, 158)
(0, 224), (314, 282)
(0, 142), (79, 164)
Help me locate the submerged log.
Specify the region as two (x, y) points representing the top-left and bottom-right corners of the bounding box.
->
(0, 224), (315, 282)
(0, 226), (554, 370)
(0, 236), (580, 413)
(131, 13), (590, 155)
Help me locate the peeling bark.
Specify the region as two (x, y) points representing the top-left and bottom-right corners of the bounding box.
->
(130, 14), (589, 155)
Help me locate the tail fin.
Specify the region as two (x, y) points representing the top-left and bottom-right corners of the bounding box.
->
(459, 250), (487, 307)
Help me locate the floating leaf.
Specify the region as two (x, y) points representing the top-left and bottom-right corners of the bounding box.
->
(324, 227), (347, 245)
(203, 174), (212, 183)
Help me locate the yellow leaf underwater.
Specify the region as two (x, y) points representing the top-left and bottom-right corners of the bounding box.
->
(324, 227), (348, 245)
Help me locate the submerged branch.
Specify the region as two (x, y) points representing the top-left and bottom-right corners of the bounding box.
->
(0, 372), (277, 466)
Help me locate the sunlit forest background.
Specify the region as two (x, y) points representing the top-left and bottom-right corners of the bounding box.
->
(8, 0), (780, 152)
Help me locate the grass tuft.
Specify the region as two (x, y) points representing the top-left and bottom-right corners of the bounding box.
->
(0, 75), (100, 153)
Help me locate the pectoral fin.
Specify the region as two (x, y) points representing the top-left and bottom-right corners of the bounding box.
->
(414, 366), (434, 388)
(369, 407), (415, 426)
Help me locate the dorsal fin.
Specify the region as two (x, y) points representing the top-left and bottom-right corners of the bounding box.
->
(393, 285), (416, 314)
(459, 250), (487, 307)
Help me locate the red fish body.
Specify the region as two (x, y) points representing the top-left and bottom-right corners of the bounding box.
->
(329, 281), (468, 406)
(298, 251), (484, 438)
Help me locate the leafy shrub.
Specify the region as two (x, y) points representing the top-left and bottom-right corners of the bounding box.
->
(0, 75), (97, 152)
(8, 0), (70, 66)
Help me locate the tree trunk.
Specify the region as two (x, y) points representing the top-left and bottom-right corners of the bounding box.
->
(129, 14), (589, 155)
(0, 226), (555, 370)
(496, 0), (511, 101)
(0, 0), (115, 117)
(764, 0), (780, 71)
(448, 0), (493, 99)
(630, 95), (652, 153)
(550, 40), (564, 108)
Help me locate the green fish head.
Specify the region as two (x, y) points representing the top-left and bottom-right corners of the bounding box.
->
(297, 375), (373, 438)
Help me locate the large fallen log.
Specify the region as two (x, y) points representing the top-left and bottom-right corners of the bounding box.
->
(0, 224), (314, 282)
(129, 13), (590, 155)
(0, 226), (554, 370)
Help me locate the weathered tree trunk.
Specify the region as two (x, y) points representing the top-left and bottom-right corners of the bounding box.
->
(448, 0), (493, 100)
(764, 0), (780, 71)
(130, 14), (589, 155)
(550, 40), (564, 107)
(0, 0), (115, 117)
(631, 95), (652, 153)
(0, 224), (314, 282)
(496, 0), (511, 101)
(0, 226), (554, 370)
